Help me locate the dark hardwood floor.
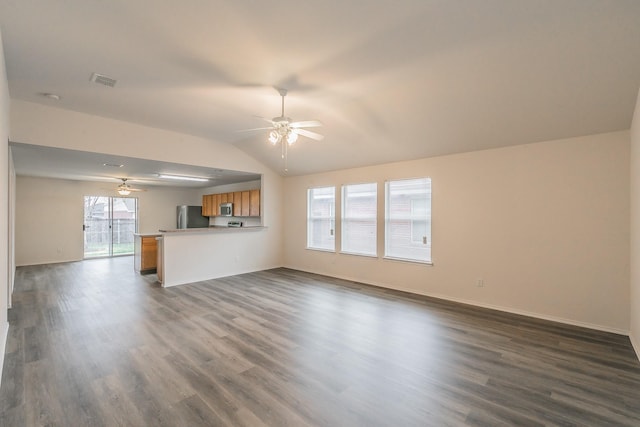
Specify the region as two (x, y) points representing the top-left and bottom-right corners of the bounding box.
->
(1, 257), (640, 426)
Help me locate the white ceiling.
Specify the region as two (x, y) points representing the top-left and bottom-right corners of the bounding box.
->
(9, 142), (260, 189)
(1, 0), (640, 177)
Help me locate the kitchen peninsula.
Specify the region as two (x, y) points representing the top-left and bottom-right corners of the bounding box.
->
(156, 226), (267, 287)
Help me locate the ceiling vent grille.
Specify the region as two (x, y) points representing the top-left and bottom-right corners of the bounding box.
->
(90, 72), (117, 87)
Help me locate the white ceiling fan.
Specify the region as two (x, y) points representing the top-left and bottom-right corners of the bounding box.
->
(115, 178), (146, 196)
(240, 88), (324, 172)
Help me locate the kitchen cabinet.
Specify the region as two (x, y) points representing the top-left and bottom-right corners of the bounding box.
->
(201, 189), (260, 217)
(209, 194), (216, 216)
(213, 193), (221, 216)
(201, 194), (214, 217)
(241, 191), (250, 216)
(134, 234), (160, 274)
(201, 195), (208, 216)
(250, 189), (260, 217)
(233, 191), (242, 215)
(202, 193), (221, 217)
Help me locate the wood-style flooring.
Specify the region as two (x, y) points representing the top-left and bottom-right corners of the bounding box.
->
(1, 257), (640, 426)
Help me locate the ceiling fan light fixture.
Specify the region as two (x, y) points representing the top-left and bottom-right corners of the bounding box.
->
(287, 131), (298, 145)
(268, 130), (281, 145)
(118, 188), (131, 196)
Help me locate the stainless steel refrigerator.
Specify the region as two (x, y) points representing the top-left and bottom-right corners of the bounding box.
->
(176, 205), (209, 229)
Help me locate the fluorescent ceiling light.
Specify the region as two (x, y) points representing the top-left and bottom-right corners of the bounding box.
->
(158, 174), (209, 182)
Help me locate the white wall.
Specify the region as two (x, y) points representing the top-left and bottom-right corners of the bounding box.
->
(630, 89), (640, 354)
(161, 228), (277, 287)
(15, 176), (202, 266)
(0, 27), (11, 381)
(284, 132), (630, 333)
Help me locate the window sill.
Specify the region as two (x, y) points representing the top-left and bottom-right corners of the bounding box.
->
(383, 256), (433, 266)
(339, 251), (378, 259)
(306, 247), (336, 253)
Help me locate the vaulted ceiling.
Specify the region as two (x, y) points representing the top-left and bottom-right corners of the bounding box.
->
(1, 0), (640, 176)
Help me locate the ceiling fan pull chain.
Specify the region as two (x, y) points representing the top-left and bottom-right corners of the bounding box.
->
(283, 140), (288, 173)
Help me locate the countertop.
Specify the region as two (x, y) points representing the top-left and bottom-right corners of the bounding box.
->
(134, 232), (163, 237)
(158, 226), (267, 234)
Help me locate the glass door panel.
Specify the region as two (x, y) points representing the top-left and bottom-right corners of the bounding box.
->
(84, 196), (110, 258)
(112, 197), (137, 255)
(84, 196), (137, 258)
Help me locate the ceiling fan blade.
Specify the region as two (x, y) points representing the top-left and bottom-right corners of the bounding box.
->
(235, 126), (275, 133)
(294, 128), (325, 141)
(290, 120), (322, 129)
(253, 115), (276, 124)
(117, 185), (146, 192)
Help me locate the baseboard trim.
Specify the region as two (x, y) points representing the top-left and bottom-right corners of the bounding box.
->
(283, 265), (628, 336)
(423, 292), (629, 336)
(0, 321), (9, 388)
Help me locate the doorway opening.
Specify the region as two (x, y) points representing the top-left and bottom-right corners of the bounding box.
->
(83, 196), (138, 258)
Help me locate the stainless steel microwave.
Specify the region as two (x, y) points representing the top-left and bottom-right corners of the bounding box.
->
(220, 203), (233, 216)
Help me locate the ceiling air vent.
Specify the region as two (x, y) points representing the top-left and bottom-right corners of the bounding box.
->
(90, 72), (117, 87)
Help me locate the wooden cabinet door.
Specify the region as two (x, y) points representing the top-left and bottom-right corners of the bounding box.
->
(202, 194), (211, 216)
(249, 189), (260, 217)
(220, 193), (228, 204)
(212, 194), (221, 216)
(241, 191), (250, 216)
(233, 191), (242, 215)
(141, 237), (158, 270)
(210, 194), (217, 216)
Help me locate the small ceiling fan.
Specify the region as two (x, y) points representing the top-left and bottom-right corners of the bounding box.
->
(115, 178), (146, 196)
(240, 88), (324, 172)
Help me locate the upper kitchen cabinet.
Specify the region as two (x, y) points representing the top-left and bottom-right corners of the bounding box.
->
(201, 194), (213, 217)
(233, 191), (242, 214)
(212, 193), (221, 216)
(241, 191), (250, 216)
(202, 189), (260, 217)
(249, 190), (260, 217)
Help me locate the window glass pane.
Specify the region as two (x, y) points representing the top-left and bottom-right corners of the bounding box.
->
(385, 178), (431, 262)
(342, 183), (377, 256)
(307, 186), (335, 251)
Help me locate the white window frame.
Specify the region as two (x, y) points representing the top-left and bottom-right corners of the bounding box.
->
(384, 177), (432, 264)
(307, 186), (336, 252)
(341, 182), (377, 257)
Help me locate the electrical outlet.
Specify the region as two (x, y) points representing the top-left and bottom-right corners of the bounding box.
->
(477, 279), (484, 287)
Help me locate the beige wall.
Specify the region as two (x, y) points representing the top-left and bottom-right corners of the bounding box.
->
(0, 28), (11, 379)
(15, 176), (202, 266)
(284, 132), (630, 333)
(630, 89), (640, 354)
